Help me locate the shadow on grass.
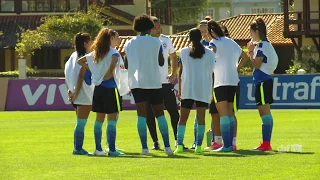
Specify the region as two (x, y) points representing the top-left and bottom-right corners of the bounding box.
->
(272, 151), (315, 155)
(86, 152), (199, 159)
(234, 149), (276, 156)
(202, 152), (245, 158)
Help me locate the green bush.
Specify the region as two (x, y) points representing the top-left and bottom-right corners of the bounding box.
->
(0, 66), (38, 77)
(286, 60), (301, 74)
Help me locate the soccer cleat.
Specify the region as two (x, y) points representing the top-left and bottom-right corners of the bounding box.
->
(72, 149), (89, 155)
(190, 142), (196, 149)
(141, 149), (149, 155)
(213, 146), (233, 152)
(93, 149), (107, 156)
(174, 145), (184, 154)
(152, 141), (160, 150)
(175, 142), (189, 150)
(252, 142), (272, 152)
(108, 150), (125, 156)
(232, 145), (237, 151)
(204, 142), (223, 151)
(194, 146), (203, 154)
(164, 147), (173, 155)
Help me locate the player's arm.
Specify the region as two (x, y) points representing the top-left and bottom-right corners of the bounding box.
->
(158, 46), (164, 66)
(72, 66), (86, 102)
(103, 54), (118, 80)
(178, 61), (183, 99)
(168, 52), (177, 83)
(77, 57), (89, 70)
(237, 51), (250, 71)
(209, 41), (217, 53)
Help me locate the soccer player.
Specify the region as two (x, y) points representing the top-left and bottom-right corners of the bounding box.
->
(146, 16), (184, 150)
(124, 14), (172, 155)
(189, 19), (213, 149)
(174, 28), (215, 154)
(207, 20), (248, 152)
(205, 24), (242, 151)
(78, 28), (125, 156)
(65, 32), (94, 155)
(247, 18), (278, 151)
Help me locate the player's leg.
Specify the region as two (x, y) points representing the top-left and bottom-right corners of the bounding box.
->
(162, 84), (188, 149)
(106, 88), (124, 156)
(227, 86), (237, 151)
(194, 101), (208, 154)
(205, 100), (223, 150)
(151, 88), (172, 155)
(131, 88), (149, 154)
(253, 79), (273, 151)
(232, 83), (240, 150)
(146, 101), (160, 150)
(73, 105), (91, 155)
(174, 99), (193, 154)
(214, 86), (234, 152)
(190, 115), (197, 149)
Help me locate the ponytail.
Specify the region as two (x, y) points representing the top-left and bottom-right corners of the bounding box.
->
(250, 17), (268, 41)
(189, 28), (205, 59)
(75, 32), (91, 58)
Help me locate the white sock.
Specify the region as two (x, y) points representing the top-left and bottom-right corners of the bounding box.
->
(215, 136), (223, 144)
(233, 137), (237, 146)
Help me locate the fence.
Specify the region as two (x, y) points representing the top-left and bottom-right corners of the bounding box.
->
(1, 74), (320, 111)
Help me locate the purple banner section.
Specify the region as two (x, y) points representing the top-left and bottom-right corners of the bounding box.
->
(5, 79), (150, 111)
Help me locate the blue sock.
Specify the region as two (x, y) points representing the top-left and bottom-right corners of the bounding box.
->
(261, 114), (273, 142)
(210, 118), (215, 142)
(137, 116), (148, 149)
(157, 115), (170, 148)
(115, 114), (119, 125)
(220, 116), (231, 147)
(229, 116), (235, 145)
(107, 120), (116, 152)
(177, 125), (186, 145)
(197, 125), (206, 146)
(193, 117), (198, 143)
(74, 118), (87, 151)
(94, 121), (103, 151)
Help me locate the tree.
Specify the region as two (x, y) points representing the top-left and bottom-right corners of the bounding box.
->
(16, 4), (108, 58)
(152, 0), (208, 24)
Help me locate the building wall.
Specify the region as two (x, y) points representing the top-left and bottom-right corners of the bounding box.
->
(205, 2), (232, 21)
(112, 0), (147, 16)
(232, 1), (281, 15)
(4, 49), (11, 71)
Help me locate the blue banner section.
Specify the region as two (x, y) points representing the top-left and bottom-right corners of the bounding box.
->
(239, 74), (320, 109)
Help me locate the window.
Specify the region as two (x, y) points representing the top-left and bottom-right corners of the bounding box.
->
(21, 0), (80, 12)
(251, 7), (275, 14)
(219, 7), (231, 20)
(32, 49), (61, 69)
(199, 8), (215, 20)
(107, 0), (134, 5)
(0, 0), (15, 12)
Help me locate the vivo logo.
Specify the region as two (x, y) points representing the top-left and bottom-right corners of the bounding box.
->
(22, 84), (71, 106)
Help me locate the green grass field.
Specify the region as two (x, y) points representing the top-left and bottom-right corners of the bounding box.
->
(1, 110), (319, 179)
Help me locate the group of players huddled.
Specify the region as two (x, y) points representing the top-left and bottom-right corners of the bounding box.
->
(64, 13), (278, 156)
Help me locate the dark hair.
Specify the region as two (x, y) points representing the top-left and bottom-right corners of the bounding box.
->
(207, 20), (225, 38)
(151, 16), (159, 23)
(250, 17), (268, 41)
(92, 28), (117, 63)
(220, 24), (230, 37)
(133, 13), (155, 33)
(75, 32), (91, 57)
(189, 28), (205, 59)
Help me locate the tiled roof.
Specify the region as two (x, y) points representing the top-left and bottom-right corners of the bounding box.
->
(174, 13), (293, 45)
(117, 35), (191, 54)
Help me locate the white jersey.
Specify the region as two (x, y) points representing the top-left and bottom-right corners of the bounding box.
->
(64, 51), (94, 105)
(159, 34), (175, 84)
(124, 35), (163, 89)
(85, 48), (119, 86)
(253, 41), (279, 75)
(179, 47), (215, 104)
(209, 36), (242, 88)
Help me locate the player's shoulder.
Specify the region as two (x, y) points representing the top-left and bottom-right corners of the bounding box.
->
(160, 34), (170, 39)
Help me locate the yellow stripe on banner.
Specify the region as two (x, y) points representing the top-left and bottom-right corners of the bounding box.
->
(233, 93), (238, 112)
(213, 89), (217, 103)
(260, 82), (265, 105)
(115, 88), (121, 112)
